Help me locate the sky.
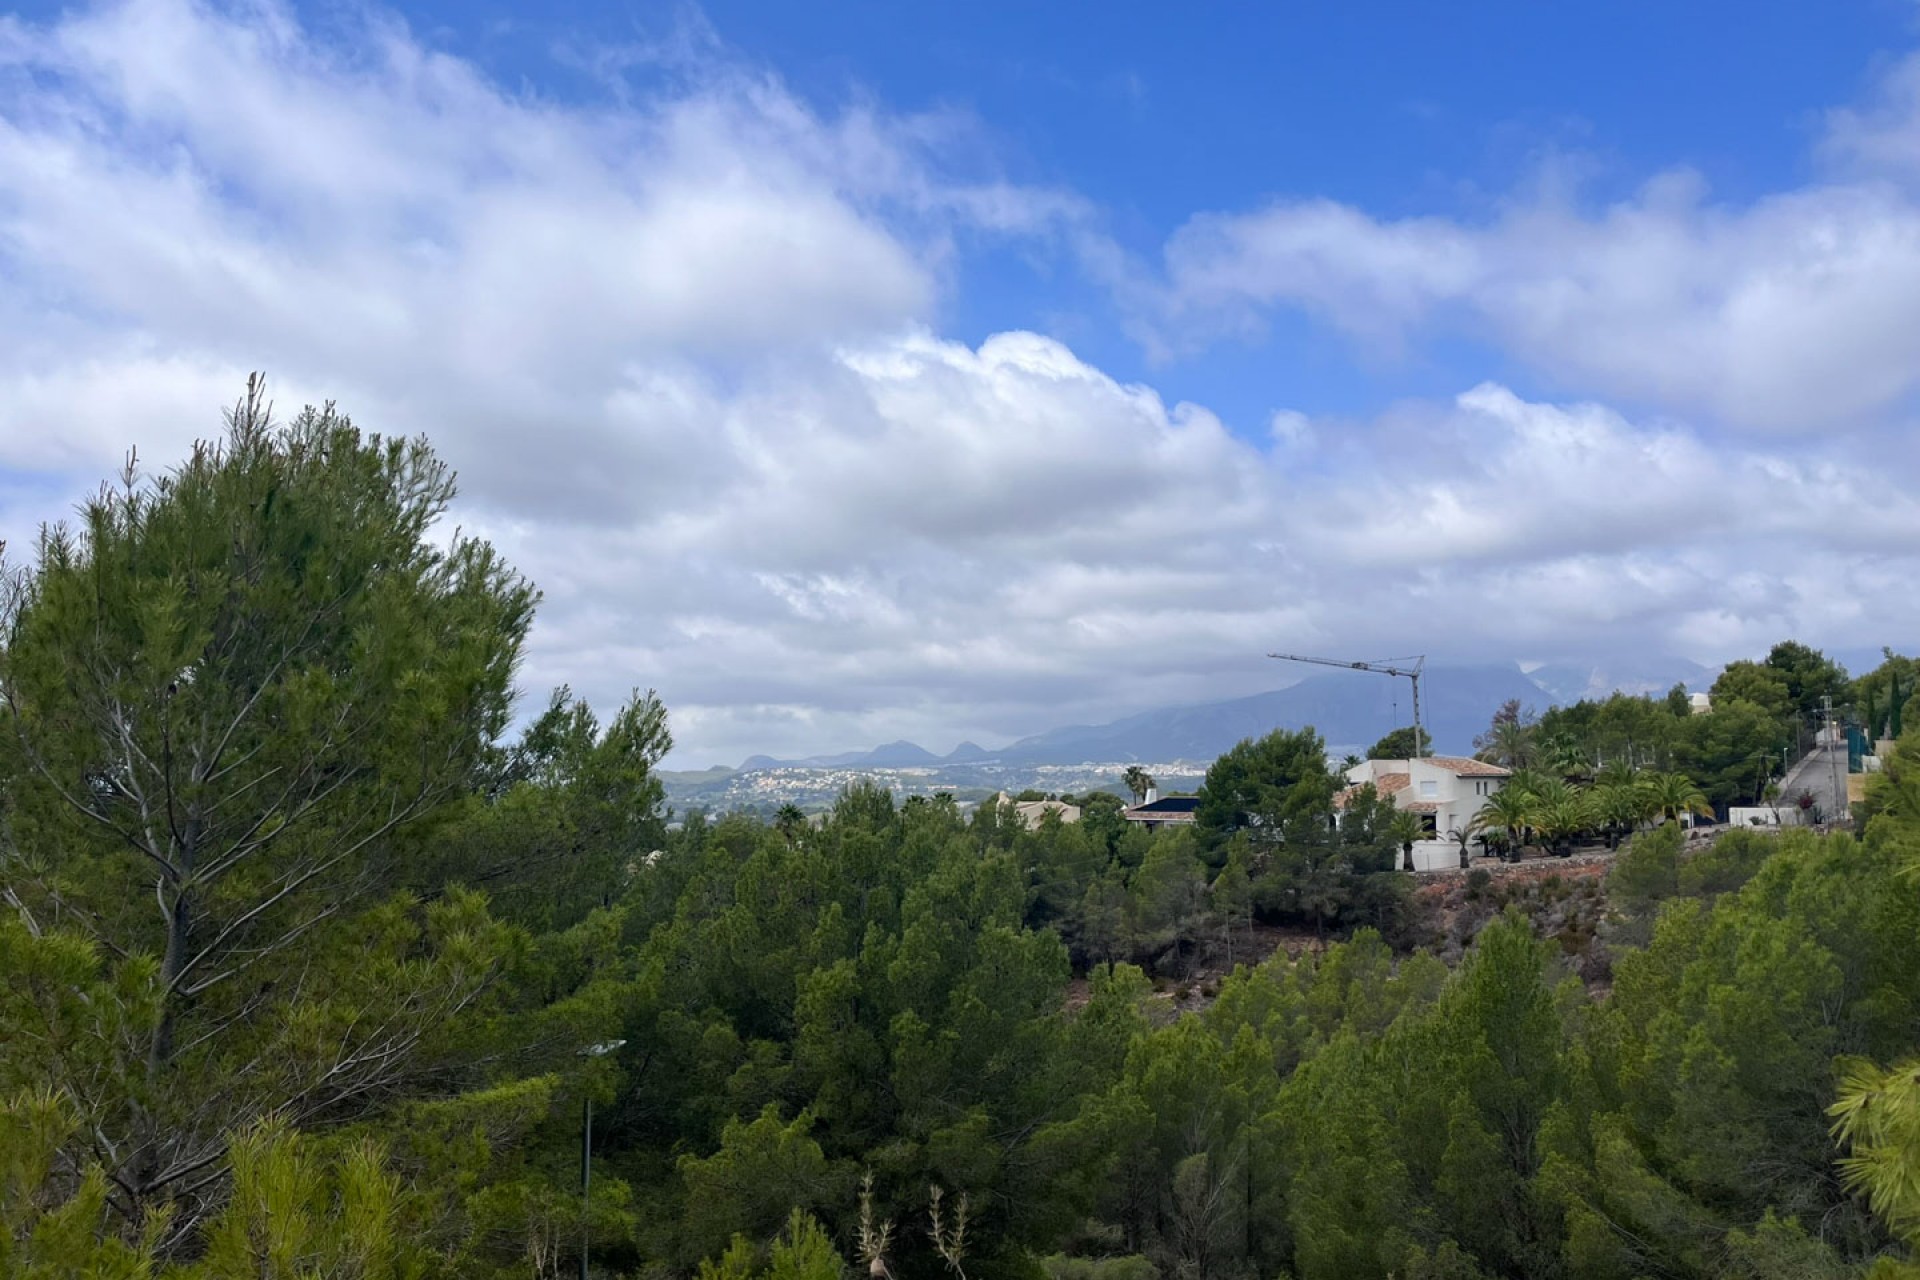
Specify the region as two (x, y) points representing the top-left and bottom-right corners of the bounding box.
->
(2, 0), (1919, 766)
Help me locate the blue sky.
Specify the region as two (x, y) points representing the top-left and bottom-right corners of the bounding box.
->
(2, 0), (1919, 764)
(411, 0), (1916, 424)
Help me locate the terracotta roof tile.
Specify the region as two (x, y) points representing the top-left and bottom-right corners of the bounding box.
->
(1425, 756), (1511, 777)
(1404, 801), (1440, 813)
(1334, 773), (1410, 811)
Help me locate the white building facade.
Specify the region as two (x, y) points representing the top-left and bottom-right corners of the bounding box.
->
(1339, 755), (1513, 840)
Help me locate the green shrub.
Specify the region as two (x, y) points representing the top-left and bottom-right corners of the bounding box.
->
(1041, 1255), (1159, 1280)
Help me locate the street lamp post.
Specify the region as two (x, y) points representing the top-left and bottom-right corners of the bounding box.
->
(579, 1040), (627, 1280)
(1824, 696), (1845, 827)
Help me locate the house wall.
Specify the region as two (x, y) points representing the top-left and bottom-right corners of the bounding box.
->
(1728, 806), (1800, 828)
(1405, 759), (1505, 836)
(1347, 759), (1405, 786)
(1013, 801), (1080, 829)
(1342, 759), (1508, 841)
(1408, 839), (1462, 872)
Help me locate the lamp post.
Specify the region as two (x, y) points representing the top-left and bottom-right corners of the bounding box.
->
(579, 1039), (627, 1280)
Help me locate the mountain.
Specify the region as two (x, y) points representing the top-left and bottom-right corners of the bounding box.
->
(985, 663), (1548, 763)
(860, 740), (943, 767)
(1829, 645), (1905, 678)
(737, 740), (942, 772)
(1525, 657), (1712, 705)
(725, 657), (1752, 776)
(656, 764), (736, 788)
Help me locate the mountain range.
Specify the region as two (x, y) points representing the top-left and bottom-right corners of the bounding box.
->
(720, 658), (1714, 774)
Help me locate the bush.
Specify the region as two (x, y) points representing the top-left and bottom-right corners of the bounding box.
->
(1042, 1255), (1159, 1280)
(1677, 827), (1776, 897)
(1608, 822), (1683, 915)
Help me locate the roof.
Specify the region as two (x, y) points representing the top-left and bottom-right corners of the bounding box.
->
(1423, 756), (1511, 777)
(1013, 799), (1080, 826)
(1122, 795), (1200, 822)
(1333, 772), (1410, 810)
(1404, 801), (1439, 814)
(1013, 799), (1078, 816)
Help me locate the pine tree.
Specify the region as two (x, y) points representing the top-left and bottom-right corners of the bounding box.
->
(0, 380), (535, 1244)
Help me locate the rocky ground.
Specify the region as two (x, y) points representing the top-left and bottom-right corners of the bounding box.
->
(1413, 852), (1617, 989)
(1070, 825), (1770, 1016)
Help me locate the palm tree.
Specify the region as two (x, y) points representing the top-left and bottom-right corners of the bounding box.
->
(1592, 782), (1644, 850)
(1536, 732), (1591, 781)
(1122, 765), (1155, 804)
(1387, 810), (1426, 872)
(1645, 772), (1712, 826)
(1528, 776), (1575, 811)
(1594, 760), (1641, 790)
(1480, 718), (1536, 769)
(1534, 788), (1596, 857)
(1444, 825), (1477, 870)
(1504, 768), (1551, 802)
(1471, 787), (1536, 863)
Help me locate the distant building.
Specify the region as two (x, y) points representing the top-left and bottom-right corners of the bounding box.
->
(1121, 794), (1200, 830)
(1335, 755), (1511, 838)
(1689, 692), (1712, 715)
(995, 792), (1082, 830)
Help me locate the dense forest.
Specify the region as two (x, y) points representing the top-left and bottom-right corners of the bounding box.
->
(5, 395), (1920, 1279)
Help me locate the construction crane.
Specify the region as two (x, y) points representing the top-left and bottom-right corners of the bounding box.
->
(1267, 652), (1428, 758)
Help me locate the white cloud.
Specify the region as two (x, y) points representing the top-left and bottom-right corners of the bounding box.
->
(1822, 50), (1920, 182)
(484, 329), (1920, 761)
(0, 0), (1093, 529)
(3, 1), (1918, 764)
(1149, 47), (1920, 435)
(0, 8), (934, 366)
(1156, 174), (1920, 432)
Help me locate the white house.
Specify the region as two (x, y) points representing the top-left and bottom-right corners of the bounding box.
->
(1337, 755), (1512, 840)
(994, 792), (1082, 830)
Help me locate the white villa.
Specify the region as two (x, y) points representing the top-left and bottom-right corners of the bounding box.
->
(1336, 755), (1512, 840)
(993, 792), (1082, 830)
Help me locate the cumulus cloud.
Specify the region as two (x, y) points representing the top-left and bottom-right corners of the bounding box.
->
(1156, 175), (1920, 432)
(0, 0), (1057, 511)
(462, 330), (1920, 761)
(1822, 50), (1920, 182)
(1148, 47), (1920, 434)
(2, 0), (1916, 764)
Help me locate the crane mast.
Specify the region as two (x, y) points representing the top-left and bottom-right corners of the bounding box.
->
(1267, 652), (1428, 758)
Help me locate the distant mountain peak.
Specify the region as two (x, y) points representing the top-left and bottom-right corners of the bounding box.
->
(1524, 656), (1711, 705)
(723, 656), (1724, 776)
(862, 740), (940, 766)
(736, 740), (941, 771)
